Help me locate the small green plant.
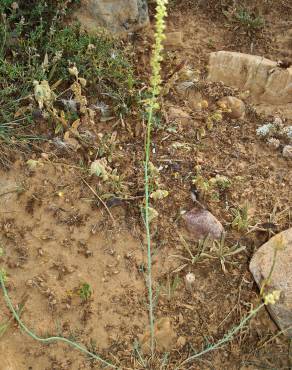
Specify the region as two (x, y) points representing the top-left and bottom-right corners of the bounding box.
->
(210, 175), (231, 191)
(171, 233), (211, 268)
(224, 6), (265, 34)
(192, 172), (231, 202)
(78, 282), (92, 301)
(210, 233), (246, 273)
(235, 8), (265, 30)
(192, 173), (211, 193)
(0, 292), (26, 338)
(207, 38), (215, 49)
(231, 204), (253, 231)
(161, 275), (181, 301)
(171, 233), (245, 273)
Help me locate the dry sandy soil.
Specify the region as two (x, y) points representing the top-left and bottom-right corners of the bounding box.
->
(1, 1), (292, 369)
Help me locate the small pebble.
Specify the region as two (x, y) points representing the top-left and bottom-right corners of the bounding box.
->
(274, 116), (283, 126)
(41, 153), (49, 160)
(267, 138), (280, 149)
(176, 336), (187, 348)
(283, 145), (292, 159)
(185, 272), (196, 292)
(85, 250), (93, 257)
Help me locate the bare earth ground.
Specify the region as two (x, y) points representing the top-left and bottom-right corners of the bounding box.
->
(1, 2), (292, 370)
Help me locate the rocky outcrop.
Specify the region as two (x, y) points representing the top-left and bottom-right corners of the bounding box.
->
(74, 0), (149, 34)
(207, 51), (292, 116)
(250, 228), (292, 337)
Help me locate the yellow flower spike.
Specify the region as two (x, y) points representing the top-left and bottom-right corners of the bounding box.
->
(149, 0), (168, 109)
(144, 0), (168, 356)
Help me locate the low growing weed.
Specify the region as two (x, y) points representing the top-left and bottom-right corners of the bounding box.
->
(171, 233), (245, 273)
(0, 0), (136, 146)
(235, 8), (265, 31)
(78, 282), (92, 301)
(160, 274), (181, 301)
(224, 6), (265, 35)
(231, 203), (254, 231)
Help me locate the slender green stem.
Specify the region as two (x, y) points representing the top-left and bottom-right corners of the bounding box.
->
(144, 100), (155, 356)
(260, 247), (277, 296)
(143, 0), (168, 357)
(0, 273), (116, 369)
(175, 303), (264, 369)
(0, 18), (7, 56)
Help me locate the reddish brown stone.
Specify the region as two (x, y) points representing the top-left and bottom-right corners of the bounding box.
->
(183, 208), (224, 240)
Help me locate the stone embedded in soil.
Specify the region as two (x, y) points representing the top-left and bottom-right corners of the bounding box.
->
(168, 106), (191, 125)
(267, 138), (281, 150)
(164, 31), (183, 47)
(184, 272), (196, 292)
(283, 145), (292, 159)
(183, 208), (224, 241)
(0, 179), (19, 203)
(140, 317), (176, 354)
(187, 90), (203, 110)
(207, 51), (292, 112)
(217, 96), (245, 119)
(250, 228), (292, 336)
(73, 0), (149, 34)
(176, 336), (187, 348)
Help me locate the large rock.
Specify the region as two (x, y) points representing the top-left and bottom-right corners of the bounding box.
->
(207, 51), (292, 107)
(250, 228), (292, 336)
(74, 0), (149, 34)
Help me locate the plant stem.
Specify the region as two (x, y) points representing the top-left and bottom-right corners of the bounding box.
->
(144, 0), (168, 356)
(144, 101), (155, 356)
(175, 303), (264, 369)
(0, 273), (116, 369)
